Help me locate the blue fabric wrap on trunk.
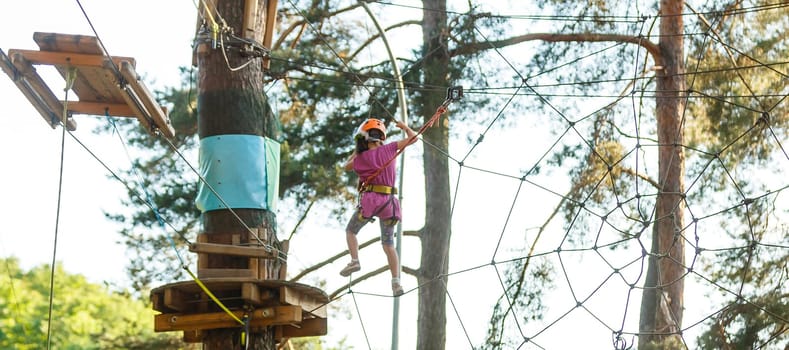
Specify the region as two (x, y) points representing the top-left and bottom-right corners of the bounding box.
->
(195, 134), (280, 212)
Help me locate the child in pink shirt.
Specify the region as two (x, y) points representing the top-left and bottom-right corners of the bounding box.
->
(340, 118), (419, 296)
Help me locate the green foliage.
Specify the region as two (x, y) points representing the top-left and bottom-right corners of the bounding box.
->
(482, 258), (552, 349)
(685, 1), (789, 183)
(0, 257), (191, 349)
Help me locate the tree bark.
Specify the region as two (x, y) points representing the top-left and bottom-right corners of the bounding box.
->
(417, 1), (451, 349)
(639, 0), (687, 348)
(197, 1), (279, 349)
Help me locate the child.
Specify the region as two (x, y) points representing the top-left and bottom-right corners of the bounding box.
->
(340, 118), (419, 296)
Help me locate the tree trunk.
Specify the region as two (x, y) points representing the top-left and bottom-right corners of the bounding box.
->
(197, 1), (279, 349)
(417, 1), (450, 349)
(639, 0), (686, 348)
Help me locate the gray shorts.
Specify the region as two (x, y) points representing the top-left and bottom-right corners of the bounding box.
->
(345, 208), (398, 246)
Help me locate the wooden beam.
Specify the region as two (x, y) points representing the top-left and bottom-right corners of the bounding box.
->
(33, 32), (103, 55)
(262, 0), (278, 69)
(118, 82), (157, 134)
(278, 239), (289, 278)
(242, 283), (277, 306)
(164, 288), (189, 312)
(197, 268), (256, 279)
(242, 0), (258, 40)
(1, 57), (58, 129)
(189, 242), (279, 259)
(118, 60), (175, 138)
(182, 330), (202, 343)
(154, 306), (302, 332)
(64, 101), (136, 118)
(277, 318), (327, 338)
(7, 51), (76, 130)
(7, 49), (135, 69)
(280, 286), (327, 318)
(241, 282), (261, 305)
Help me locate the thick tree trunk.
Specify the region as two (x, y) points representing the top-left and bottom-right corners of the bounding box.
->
(639, 0), (686, 348)
(417, 1), (450, 349)
(197, 1), (279, 349)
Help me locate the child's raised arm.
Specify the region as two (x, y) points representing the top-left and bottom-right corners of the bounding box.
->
(395, 120), (418, 150)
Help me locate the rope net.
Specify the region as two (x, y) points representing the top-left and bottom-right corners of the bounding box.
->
(306, 2), (788, 350)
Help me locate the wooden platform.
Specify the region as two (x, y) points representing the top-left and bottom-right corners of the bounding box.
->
(151, 230), (327, 343)
(151, 278), (329, 343)
(0, 32), (174, 138)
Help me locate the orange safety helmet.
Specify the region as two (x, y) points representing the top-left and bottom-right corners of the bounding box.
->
(355, 118), (387, 142)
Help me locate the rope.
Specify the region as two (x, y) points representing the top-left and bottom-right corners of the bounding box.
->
(45, 67), (76, 350)
(359, 97), (455, 188)
(102, 118), (246, 329)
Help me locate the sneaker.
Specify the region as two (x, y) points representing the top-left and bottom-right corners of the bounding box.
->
(340, 260), (361, 276)
(392, 282), (404, 297)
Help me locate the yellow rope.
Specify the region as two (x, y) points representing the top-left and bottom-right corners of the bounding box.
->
(184, 267), (246, 325)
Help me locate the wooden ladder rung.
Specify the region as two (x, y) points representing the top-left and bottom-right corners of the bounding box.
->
(190, 242), (278, 259)
(197, 268), (256, 279)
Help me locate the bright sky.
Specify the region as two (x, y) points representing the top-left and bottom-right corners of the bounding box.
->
(0, 1), (196, 283)
(3, 1), (784, 350)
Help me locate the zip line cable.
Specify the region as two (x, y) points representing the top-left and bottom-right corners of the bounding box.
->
(69, 0), (254, 334)
(76, 0), (276, 251)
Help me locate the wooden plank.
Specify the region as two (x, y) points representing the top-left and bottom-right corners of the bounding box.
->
(1, 51), (59, 129)
(67, 65), (124, 103)
(277, 318), (328, 338)
(241, 282), (261, 305)
(243, 284), (276, 306)
(262, 0), (278, 69)
(31, 33), (127, 103)
(33, 32), (104, 55)
(189, 242), (278, 259)
(182, 330), (202, 343)
(263, 0), (278, 48)
(280, 286), (327, 318)
(65, 101), (136, 118)
(118, 60), (175, 138)
(278, 239), (289, 279)
(150, 278), (329, 305)
(150, 291), (165, 313)
(197, 268), (256, 279)
(164, 288), (189, 312)
(197, 234), (208, 271)
(8, 49), (135, 69)
(250, 256), (262, 281)
(154, 306), (302, 332)
(242, 0), (257, 39)
(118, 82), (157, 134)
(8, 52), (76, 130)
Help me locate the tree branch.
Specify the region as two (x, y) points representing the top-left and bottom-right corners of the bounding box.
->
(273, 3), (365, 51)
(328, 264), (419, 299)
(450, 33), (662, 65)
(288, 230), (420, 282)
(620, 167), (660, 189)
(347, 20), (422, 63)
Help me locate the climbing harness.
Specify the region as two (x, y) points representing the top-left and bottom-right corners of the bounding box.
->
(361, 184), (397, 195)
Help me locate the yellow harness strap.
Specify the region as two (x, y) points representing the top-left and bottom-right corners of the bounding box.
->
(361, 184), (397, 195)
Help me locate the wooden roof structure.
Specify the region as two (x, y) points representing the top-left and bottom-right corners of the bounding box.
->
(1, 32), (174, 138)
